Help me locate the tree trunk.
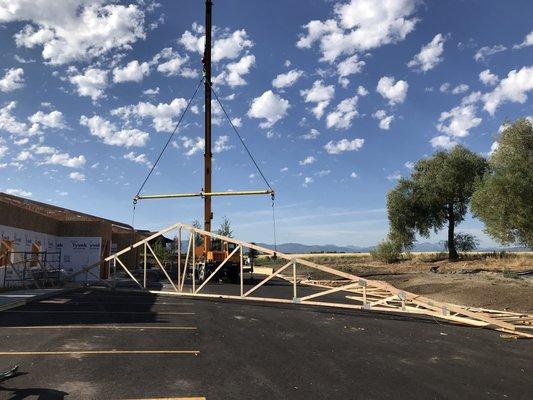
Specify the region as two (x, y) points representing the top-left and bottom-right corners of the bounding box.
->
(447, 203), (458, 261)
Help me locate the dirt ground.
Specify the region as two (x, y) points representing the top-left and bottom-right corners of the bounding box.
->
(382, 272), (533, 314)
(258, 252), (533, 313)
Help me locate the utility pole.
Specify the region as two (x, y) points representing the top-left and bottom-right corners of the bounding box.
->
(203, 0), (213, 249)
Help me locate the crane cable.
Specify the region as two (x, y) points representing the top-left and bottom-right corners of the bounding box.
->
(129, 76), (279, 253)
(207, 81), (278, 253)
(130, 76), (205, 240)
(133, 76), (205, 202)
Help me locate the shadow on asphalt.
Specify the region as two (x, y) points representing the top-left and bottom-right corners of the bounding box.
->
(0, 280), (167, 328)
(1, 370), (69, 400)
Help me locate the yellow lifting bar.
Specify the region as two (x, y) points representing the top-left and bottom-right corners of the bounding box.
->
(134, 189), (274, 203)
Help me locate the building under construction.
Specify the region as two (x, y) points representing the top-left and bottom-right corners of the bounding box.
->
(0, 192), (145, 286)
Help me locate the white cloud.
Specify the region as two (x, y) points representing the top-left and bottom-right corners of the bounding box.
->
(230, 117), (242, 128)
(300, 80), (335, 119)
(179, 25), (253, 63)
(143, 87), (159, 96)
(489, 141), (499, 156)
(441, 82), (471, 95)
(13, 55), (34, 64)
(324, 138), (364, 154)
(404, 161), (414, 170)
(350, 171), (358, 178)
(31, 145), (55, 154)
(408, 33), (446, 72)
(247, 90), (289, 128)
(513, 31), (533, 49)
(272, 69), (304, 89)
(0, 101), (63, 136)
(296, 19), (339, 50)
(214, 54), (255, 87)
(45, 152), (86, 168)
(437, 104), (481, 137)
(386, 171), (402, 181)
(299, 156), (316, 165)
(372, 109), (394, 130)
(280, 166), (289, 172)
(69, 171), (85, 181)
(180, 136), (205, 156)
(153, 47), (196, 78)
(1, 1), (146, 65)
(376, 76), (408, 105)
(5, 188), (32, 197)
(474, 44), (506, 62)
(179, 22), (204, 53)
(113, 60), (150, 83)
(0, 145), (8, 159)
(124, 151), (152, 167)
(482, 66), (533, 115)
(337, 54), (365, 85)
(0, 68), (25, 92)
(14, 150), (32, 161)
(297, 0), (419, 62)
(214, 135), (232, 153)
(357, 85), (368, 96)
(302, 176), (314, 187)
(301, 128), (320, 140)
(461, 91), (482, 106)
(316, 169), (330, 177)
(29, 110), (66, 129)
(430, 135), (458, 150)
(451, 84), (469, 95)
(479, 69), (498, 86)
(439, 82), (450, 93)
(111, 98), (188, 132)
(212, 29), (253, 62)
(80, 115), (149, 147)
(326, 96), (358, 129)
(69, 67), (108, 101)
(265, 130), (280, 139)
(0, 101), (34, 135)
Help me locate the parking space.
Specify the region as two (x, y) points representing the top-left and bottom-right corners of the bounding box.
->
(0, 289), (203, 399)
(0, 287), (531, 399)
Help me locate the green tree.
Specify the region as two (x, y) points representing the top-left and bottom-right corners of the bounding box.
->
(191, 219), (204, 245)
(387, 145), (488, 260)
(216, 216), (233, 238)
(152, 238), (172, 263)
(443, 233), (479, 253)
(370, 240), (402, 263)
(471, 118), (533, 247)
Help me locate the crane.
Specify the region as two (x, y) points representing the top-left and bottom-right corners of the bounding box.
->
(133, 0), (274, 282)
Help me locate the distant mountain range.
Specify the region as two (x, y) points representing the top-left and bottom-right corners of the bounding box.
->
(255, 242), (530, 254)
(176, 240), (528, 254)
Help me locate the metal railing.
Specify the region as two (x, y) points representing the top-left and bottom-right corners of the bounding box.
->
(2, 250), (62, 288)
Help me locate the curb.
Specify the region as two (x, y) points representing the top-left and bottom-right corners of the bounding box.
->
(0, 286), (82, 312)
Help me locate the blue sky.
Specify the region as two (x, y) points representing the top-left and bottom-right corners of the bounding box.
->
(0, 0), (532, 247)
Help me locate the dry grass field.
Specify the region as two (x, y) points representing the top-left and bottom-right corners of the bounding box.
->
(256, 252), (533, 313)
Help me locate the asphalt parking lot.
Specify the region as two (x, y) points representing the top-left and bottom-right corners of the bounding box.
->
(0, 283), (531, 399)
